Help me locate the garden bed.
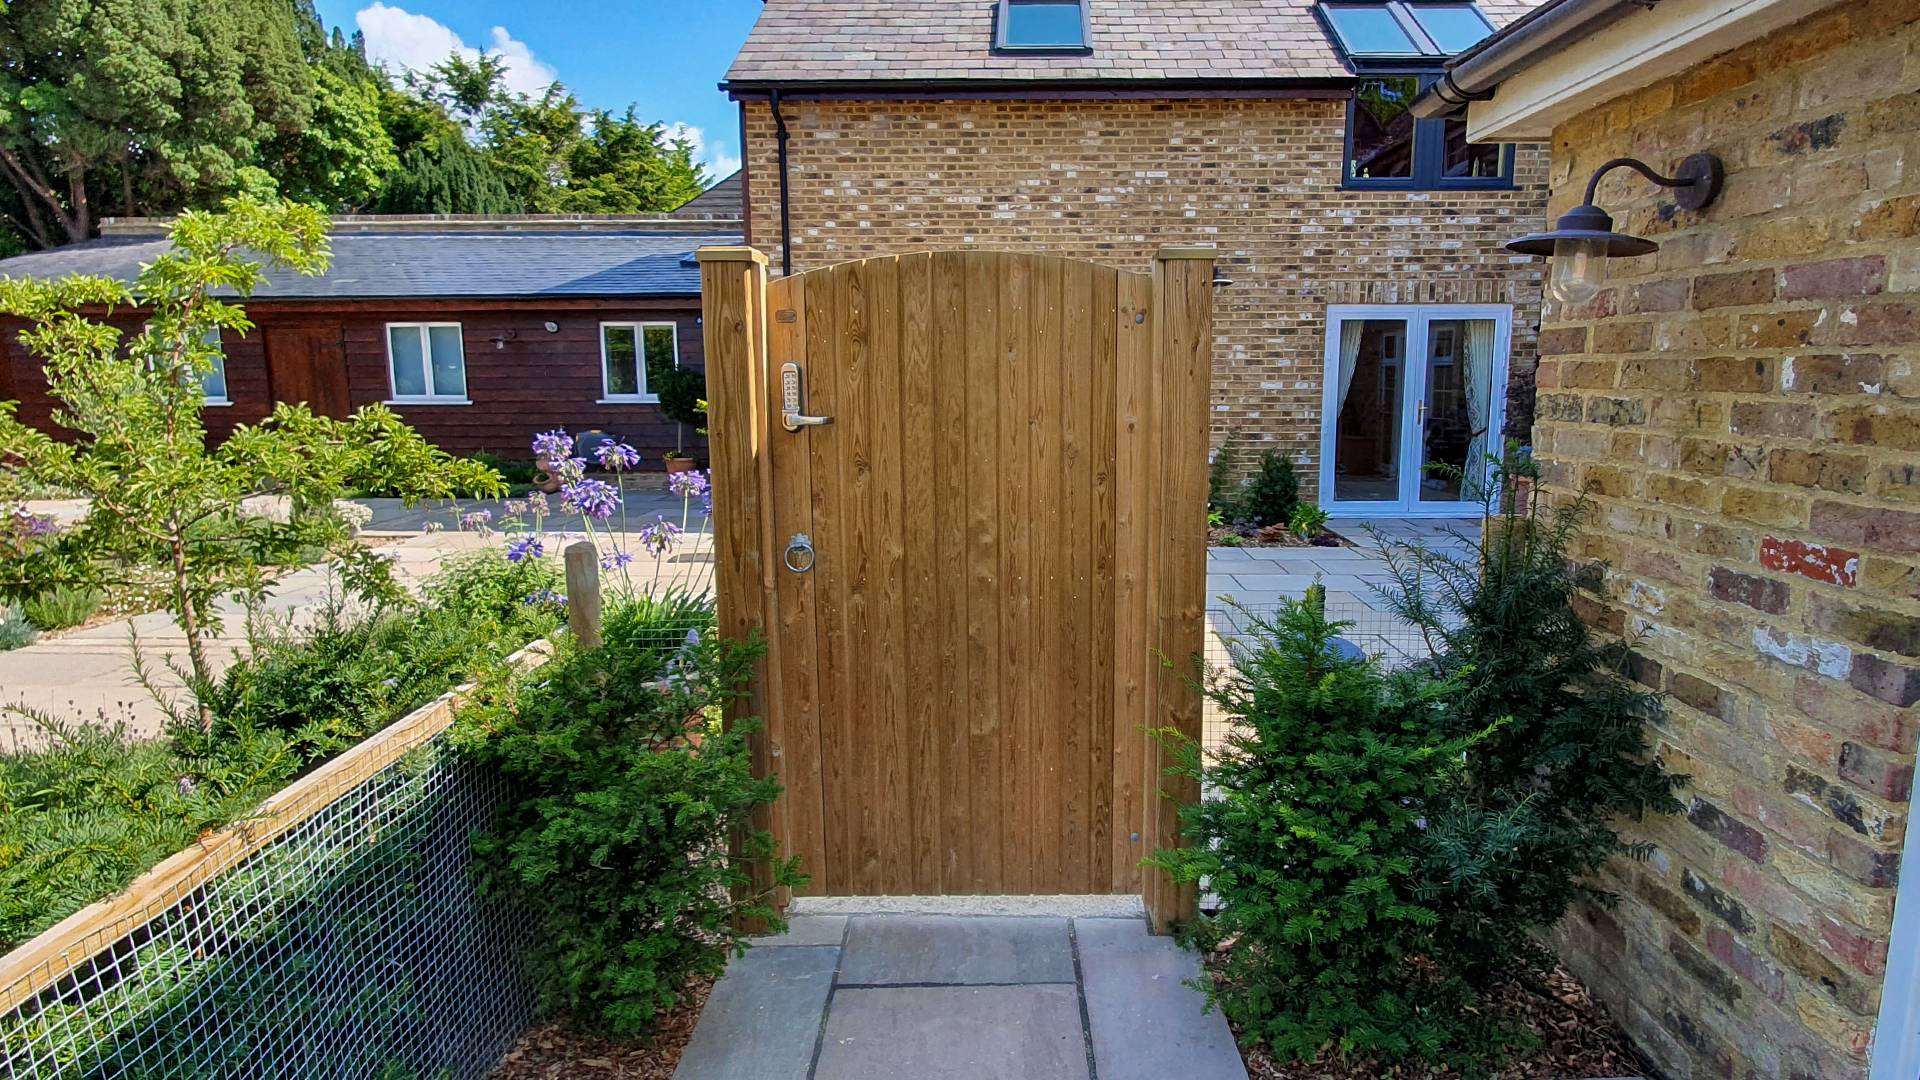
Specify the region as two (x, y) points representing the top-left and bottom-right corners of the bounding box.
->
(491, 977), (714, 1080)
(1228, 961), (1651, 1079)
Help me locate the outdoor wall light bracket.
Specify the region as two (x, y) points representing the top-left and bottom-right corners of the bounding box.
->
(1507, 152), (1723, 305)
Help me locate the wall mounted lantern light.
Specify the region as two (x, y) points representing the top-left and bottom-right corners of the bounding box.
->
(1508, 152), (1724, 305)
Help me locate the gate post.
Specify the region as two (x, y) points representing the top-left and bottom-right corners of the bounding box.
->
(1145, 245), (1215, 935)
(697, 246), (783, 925)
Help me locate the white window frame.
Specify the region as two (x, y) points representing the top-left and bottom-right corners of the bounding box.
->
(597, 321), (679, 405)
(384, 322), (470, 405)
(143, 324), (229, 406)
(1872, 818), (1920, 1080)
(1318, 303), (1513, 518)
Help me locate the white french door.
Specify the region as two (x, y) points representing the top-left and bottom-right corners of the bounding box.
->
(1317, 304), (1512, 517)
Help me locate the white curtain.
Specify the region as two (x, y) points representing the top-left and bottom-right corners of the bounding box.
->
(1336, 320), (1364, 412)
(1461, 319), (1496, 496)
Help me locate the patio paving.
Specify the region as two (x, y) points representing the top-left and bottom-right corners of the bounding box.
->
(675, 909), (1247, 1080)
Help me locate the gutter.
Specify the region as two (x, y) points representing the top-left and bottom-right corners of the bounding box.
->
(720, 76), (1352, 103)
(770, 88), (793, 277)
(1409, 0), (1650, 120)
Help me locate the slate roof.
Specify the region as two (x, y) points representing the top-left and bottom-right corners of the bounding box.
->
(725, 0), (1544, 86)
(0, 228), (742, 300)
(669, 171), (744, 220)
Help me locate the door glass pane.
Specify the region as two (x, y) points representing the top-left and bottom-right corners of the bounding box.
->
(1331, 318), (1408, 503)
(427, 325), (465, 397)
(388, 326), (427, 397)
(603, 325), (639, 397)
(1419, 319), (1497, 502)
(1350, 78), (1418, 179)
(643, 324), (678, 393)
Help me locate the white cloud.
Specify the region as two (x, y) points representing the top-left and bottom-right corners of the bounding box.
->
(665, 122), (741, 181)
(354, 3), (558, 99)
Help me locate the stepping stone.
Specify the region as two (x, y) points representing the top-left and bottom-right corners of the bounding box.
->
(1075, 917), (1247, 1080)
(815, 985), (1089, 1080)
(751, 915), (848, 947)
(838, 915), (1075, 985)
(673, 945), (839, 1080)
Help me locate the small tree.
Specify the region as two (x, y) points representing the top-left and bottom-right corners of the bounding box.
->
(1239, 449), (1300, 528)
(1373, 448), (1684, 983)
(0, 198), (504, 732)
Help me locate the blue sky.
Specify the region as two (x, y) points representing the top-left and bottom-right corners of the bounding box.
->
(313, 0), (766, 182)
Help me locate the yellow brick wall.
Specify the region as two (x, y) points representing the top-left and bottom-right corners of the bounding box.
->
(1533, 3), (1920, 1077)
(740, 96), (1549, 498)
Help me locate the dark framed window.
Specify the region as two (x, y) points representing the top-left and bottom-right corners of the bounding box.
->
(995, 0), (1090, 51)
(1319, 2), (1494, 61)
(1346, 74), (1513, 189)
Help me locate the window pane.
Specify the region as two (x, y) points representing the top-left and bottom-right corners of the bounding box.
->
(1324, 5), (1419, 55)
(1004, 1), (1084, 47)
(427, 325), (465, 397)
(388, 326), (427, 397)
(643, 325), (678, 391)
(1331, 318), (1410, 503)
(1442, 118), (1505, 178)
(1350, 77), (1418, 179)
(604, 325), (640, 397)
(1408, 4), (1493, 53)
(198, 328), (227, 400)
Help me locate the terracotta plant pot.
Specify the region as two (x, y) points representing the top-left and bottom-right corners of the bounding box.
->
(664, 456), (698, 474)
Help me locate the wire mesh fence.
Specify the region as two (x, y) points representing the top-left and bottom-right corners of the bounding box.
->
(1200, 597), (1437, 756)
(0, 723), (534, 1080)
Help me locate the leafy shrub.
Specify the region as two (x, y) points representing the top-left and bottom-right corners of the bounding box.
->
(454, 591), (803, 1036)
(1376, 451), (1683, 984)
(1207, 430), (1245, 515)
(1154, 589), (1497, 1064)
(472, 451), (538, 488)
(0, 605), (35, 650)
(654, 365), (707, 429)
(1239, 450), (1300, 528)
(23, 584), (104, 631)
(1287, 502), (1330, 541)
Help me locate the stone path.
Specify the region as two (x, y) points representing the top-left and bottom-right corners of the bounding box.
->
(675, 906), (1247, 1080)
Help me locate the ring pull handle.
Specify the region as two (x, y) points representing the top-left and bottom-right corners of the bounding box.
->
(783, 533), (816, 574)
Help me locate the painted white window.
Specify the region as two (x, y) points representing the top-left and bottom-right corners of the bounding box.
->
(385, 323), (468, 403)
(599, 322), (679, 404)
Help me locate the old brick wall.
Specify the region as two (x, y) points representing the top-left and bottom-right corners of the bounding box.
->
(1532, 3), (1920, 1077)
(740, 96), (1548, 496)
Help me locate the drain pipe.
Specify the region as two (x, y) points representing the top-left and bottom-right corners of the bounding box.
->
(770, 89), (793, 276)
(1411, 0), (1648, 119)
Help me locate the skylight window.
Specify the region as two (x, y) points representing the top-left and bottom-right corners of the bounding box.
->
(997, 0), (1089, 50)
(1319, 2), (1495, 60)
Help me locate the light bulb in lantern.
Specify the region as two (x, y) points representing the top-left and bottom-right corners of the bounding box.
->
(1548, 237), (1607, 306)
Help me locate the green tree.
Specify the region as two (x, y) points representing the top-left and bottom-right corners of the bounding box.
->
(0, 198), (504, 732)
(375, 129), (523, 215)
(265, 68), (398, 211)
(0, 0), (315, 248)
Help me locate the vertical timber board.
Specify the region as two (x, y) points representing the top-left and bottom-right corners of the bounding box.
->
(1089, 267), (1122, 894)
(931, 251), (973, 893)
(1060, 258), (1095, 894)
(836, 258), (879, 894)
(766, 275), (827, 895)
(1109, 272), (1153, 896)
(1029, 254), (1063, 892)
(964, 253), (1005, 894)
(898, 252), (942, 895)
(804, 265), (853, 896)
(696, 246), (778, 915)
(1146, 247), (1215, 934)
(866, 255), (910, 894)
(998, 253), (1033, 893)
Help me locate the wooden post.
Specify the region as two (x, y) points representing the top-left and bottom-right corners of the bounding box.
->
(1145, 244), (1215, 935)
(697, 245), (779, 930)
(563, 541), (602, 649)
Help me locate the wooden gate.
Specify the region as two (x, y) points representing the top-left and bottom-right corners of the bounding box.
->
(698, 247), (1213, 931)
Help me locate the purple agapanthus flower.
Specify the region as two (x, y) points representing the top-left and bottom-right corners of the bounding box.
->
(562, 478), (620, 521)
(524, 587), (566, 608)
(458, 509), (493, 532)
(531, 429), (574, 461)
(594, 441), (641, 471)
(7, 506), (57, 540)
(600, 550), (636, 571)
(700, 486), (713, 518)
(505, 536), (545, 563)
(639, 515), (682, 557)
(668, 468), (708, 499)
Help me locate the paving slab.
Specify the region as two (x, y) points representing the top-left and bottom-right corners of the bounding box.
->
(814, 985), (1089, 1080)
(673, 945), (840, 1080)
(752, 915), (849, 947)
(1075, 918), (1248, 1080)
(837, 915), (1075, 986)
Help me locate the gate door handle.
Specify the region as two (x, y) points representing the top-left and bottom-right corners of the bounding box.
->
(781, 362), (833, 432)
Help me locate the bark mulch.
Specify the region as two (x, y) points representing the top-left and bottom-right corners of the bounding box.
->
(488, 976), (715, 1080)
(1235, 965), (1654, 1080)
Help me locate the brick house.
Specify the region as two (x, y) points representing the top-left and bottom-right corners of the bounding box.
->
(722, 0), (1553, 516)
(0, 215), (738, 466)
(1419, 0), (1920, 1076)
